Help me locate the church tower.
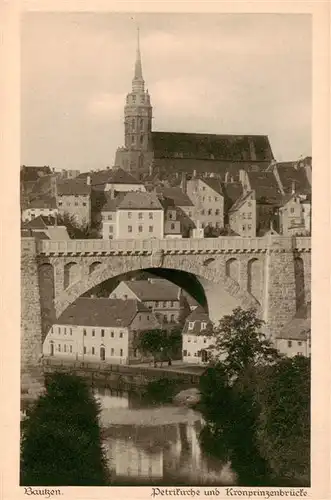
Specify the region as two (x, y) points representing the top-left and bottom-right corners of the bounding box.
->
(124, 27), (152, 151)
(115, 27), (153, 178)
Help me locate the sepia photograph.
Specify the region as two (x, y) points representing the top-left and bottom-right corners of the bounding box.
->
(18, 9), (315, 490)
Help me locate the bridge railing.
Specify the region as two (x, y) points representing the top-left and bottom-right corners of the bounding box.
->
(34, 235), (312, 255)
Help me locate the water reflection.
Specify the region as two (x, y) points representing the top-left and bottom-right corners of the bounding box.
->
(93, 384), (237, 486)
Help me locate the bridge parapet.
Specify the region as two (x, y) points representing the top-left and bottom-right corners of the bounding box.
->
(34, 236), (311, 257)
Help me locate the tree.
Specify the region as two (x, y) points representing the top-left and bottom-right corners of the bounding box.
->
(210, 307), (282, 379)
(21, 372), (110, 486)
(56, 213), (99, 239)
(135, 328), (182, 367)
(255, 355), (310, 483)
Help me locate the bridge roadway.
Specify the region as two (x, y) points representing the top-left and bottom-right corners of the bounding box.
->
(35, 235), (311, 256)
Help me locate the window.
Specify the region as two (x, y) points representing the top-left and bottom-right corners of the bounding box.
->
(248, 224), (252, 230)
(242, 213), (246, 219)
(201, 210), (205, 215)
(120, 349), (123, 357)
(75, 201), (78, 206)
(83, 346), (86, 354)
(168, 212), (173, 219)
(170, 314), (175, 322)
(290, 207), (295, 214)
(110, 331), (114, 338)
(149, 212), (153, 219)
(201, 322), (207, 331)
(58, 327), (61, 334)
(70, 328), (72, 335)
(155, 301), (159, 307)
(64, 328), (67, 335)
(188, 352), (191, 356)
(298, 341), (302, 346)
(111, 348), (114, 355)
(138, 212), (143, 219)
(215, 197), (218, 202)
(83, 329), (87, 336)
(147, 315), (150, 320)
(247, 213), (252, 219)
(208, 209), (212, 215)
(70, 345), (72, 353)
(83, 202), (87, 206)
(163, 315), (168, 323)
(170, 223), (175, 230)
(128, 225), (132, 233)
(242, 225), (246, 231)
(149, 225), (153, 232)
(194, 338), (197, 343)
(101, 329), (105, 337)
(138, 225), (143, 232)
(201, 222), (205, 228)
(92, 347), (95, 355)
(202, 186), (206, 191)
(288, 340), (292, 347)
(248, 202), (252, 207)
(203, 338), (207, 344)
(163, 301), (167, 307)
(58, 201), (62, 206)
(134, 348), (138, 357)
(132, 95), (136, 102)
(119, 331), (123, 338)
(215, 209), (220, 215)
(188, 322), (194, 330)
(128, 212), (132, 219)
(57, 344), (61, 352)
(170, 301), (174, 307)
(183, 350), (187, 356)
(64, 344), (67, 352)
(108, 214), (112, 220)
(208, 196), (212, 202)
(92, 329), (95, 337)
(187, 337), (191, 343)
(109, 226), (113, 233)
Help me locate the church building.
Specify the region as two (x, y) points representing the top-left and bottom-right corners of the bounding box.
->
(115, 29), (275, 181)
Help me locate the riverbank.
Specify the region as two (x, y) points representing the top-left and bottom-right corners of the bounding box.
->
(42, 358), (203, 390)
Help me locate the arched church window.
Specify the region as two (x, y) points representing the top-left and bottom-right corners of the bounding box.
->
(140, 134), (144, 144)
(132, 118), (135, 130)
(132, 135), (135, 144)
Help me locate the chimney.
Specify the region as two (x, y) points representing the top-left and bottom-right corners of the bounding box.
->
(87, 175), (91, 186)
(193, 169), (197, 178)
(225, 172), (229, 183)
(180, 172), (187, 193)
(149, 163), (153, 177)
(291, 181), (296, 194)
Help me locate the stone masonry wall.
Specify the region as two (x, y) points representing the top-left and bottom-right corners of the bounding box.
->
(21, 238), (43, 372)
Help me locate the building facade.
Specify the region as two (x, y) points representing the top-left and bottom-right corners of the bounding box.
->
(228, 191), (256, 237)
(182, 307), (214, 364)
(22, 197), (58, 223)
(186, 178), (224, 230)
(57, 178), (91, 226)
(42, 298), (160, 364)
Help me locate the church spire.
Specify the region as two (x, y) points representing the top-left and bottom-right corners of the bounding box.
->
(132, 26), (144, 92)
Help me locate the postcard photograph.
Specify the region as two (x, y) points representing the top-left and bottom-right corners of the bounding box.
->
(15, 8), (321, 494)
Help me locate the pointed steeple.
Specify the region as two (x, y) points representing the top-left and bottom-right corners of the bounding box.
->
(134, 26), (143, 80)
(132, 26), (144, 92)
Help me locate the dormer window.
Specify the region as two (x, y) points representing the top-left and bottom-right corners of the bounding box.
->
(188, 322), (194, 330)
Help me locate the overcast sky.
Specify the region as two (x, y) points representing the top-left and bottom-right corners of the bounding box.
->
(21, 12), (311, 171)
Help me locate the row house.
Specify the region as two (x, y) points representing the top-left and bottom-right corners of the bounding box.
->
(109, 278), (191, 327)
(278, 193), (310, 235)
(57, 178), (91, 226)
(186, 177), (224, 231)
(156, 187), (196, 238)
(42, 298), (160, 364)
(228, 190), (256, 237)
(182, 307), (215, 364)
(101, 191), (164, 239)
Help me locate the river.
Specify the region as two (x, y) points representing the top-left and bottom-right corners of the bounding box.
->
(93, 383), (237, 486)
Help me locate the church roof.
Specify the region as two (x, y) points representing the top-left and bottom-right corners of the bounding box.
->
(201, 178), (224, 196)
(119, 279), (180, 302)
(229, 190), (254, 213)
(151, 131), (274, 162)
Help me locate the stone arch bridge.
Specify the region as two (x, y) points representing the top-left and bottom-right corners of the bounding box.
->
(21, 235), (311, 371)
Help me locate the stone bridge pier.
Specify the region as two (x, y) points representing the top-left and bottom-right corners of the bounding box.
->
(21, 235), (311, 387)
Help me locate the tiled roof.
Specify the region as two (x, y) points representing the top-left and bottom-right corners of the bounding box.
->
(57, 178), (91, 196)
(116, 191), (163, 210)
(222, 182), (244, 205)
(46, 227), (70, 240)
(101, 192), (123, 212)
(56, 298), (149, 327)
(276, 164), (311, 195)
(80, 167), (143, 188)
(152, 158), (270, 181)
(27, 196), (57, 209)
(151, 132), (274, 162)
(202, 178), (224, 196)
(229, 190), (254, 213)
(21, 229), (50, 240)
(247, 171), (283, 203)
(23, 215), (57, 229)
(182, 306), (212, 335)
(157, 187), (194, 207)
(122, 279), (180, 302)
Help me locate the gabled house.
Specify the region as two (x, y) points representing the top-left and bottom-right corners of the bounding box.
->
(186, 177), (224, 231)
(182, 307), (214, 364)
(57, 178), (91, 226)
(228, 190), (256, 237)
(42, 298), (160, 364)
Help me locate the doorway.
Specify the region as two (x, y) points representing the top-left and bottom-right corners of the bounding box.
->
(100, 346), (106, 361)
(50, 341), (54, 356)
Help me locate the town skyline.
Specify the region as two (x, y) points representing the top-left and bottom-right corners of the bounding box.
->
(21, 12), (311, 172)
